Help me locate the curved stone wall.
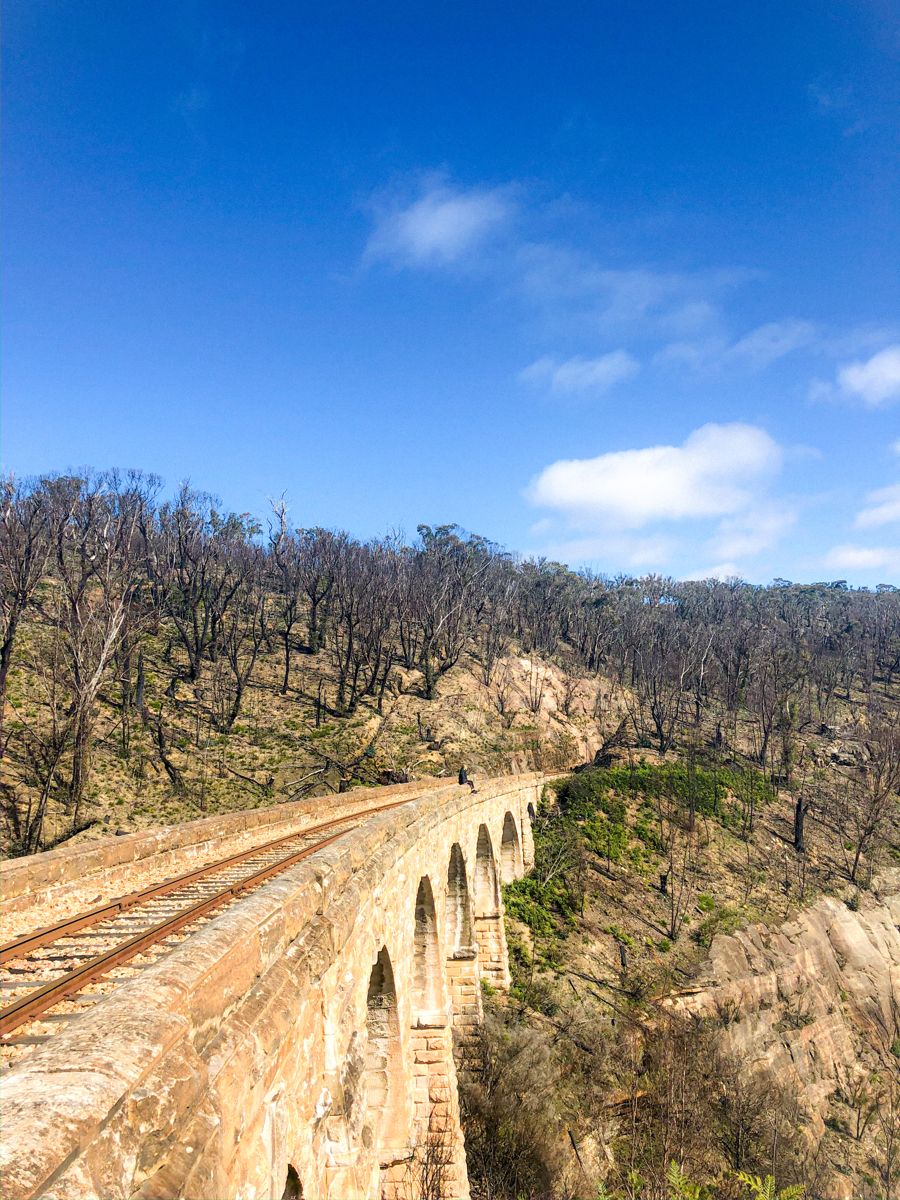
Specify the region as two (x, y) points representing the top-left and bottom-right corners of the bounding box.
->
(0, 773), (545, 1200)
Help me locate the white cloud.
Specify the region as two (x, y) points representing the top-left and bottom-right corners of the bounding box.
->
(529, 531), (678, 569)
(519, 350), (639, 395)
(836, 345), (900, 407)
(658, 319), (817, 375)
(727, 319), (817, 368)
(365, 178), (512, 267)
(855, 483), (900, 529)
(681, 562), (746, 582)
(822, 544), (900, 574)
(658, 301), (719, 336)
(528, 423), (782, 528)
(515, 242), (751, 334)
(708, 505), (796, 559)
(892, 439), (900, 456)
(654, 337), (725, 371)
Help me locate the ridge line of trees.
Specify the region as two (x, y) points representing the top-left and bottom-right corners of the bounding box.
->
(2, 470), (898, 855)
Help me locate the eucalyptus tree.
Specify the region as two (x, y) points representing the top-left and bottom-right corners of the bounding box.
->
(153, 485), (257, 683)
(46, 470), (158, 825)
(0, 476), (53, 755)
(269, 500), (304, 694)
(407, 525), (491, 699)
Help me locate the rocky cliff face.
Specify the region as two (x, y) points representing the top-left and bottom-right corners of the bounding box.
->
(670, 870), (900, 1198)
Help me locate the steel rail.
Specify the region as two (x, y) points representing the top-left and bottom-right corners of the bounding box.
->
(0, 796), (415, 964)
(0, 825), (352, 1037)
(0, 792), (422, 1039)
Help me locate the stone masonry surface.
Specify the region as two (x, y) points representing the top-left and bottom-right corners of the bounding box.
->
(0, 772), (544, 1200)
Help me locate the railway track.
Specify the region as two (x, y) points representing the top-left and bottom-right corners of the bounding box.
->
(0, 796), (414, 1067)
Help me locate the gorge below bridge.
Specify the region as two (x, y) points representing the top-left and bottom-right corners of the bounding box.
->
(0, 772), (544, 1200)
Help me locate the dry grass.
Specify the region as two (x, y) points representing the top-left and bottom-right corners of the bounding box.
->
(1, 631), (615, 854)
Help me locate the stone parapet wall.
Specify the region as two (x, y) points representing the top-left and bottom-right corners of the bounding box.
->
(0, 777), (453, 933)
(0, 772), (549, 1200)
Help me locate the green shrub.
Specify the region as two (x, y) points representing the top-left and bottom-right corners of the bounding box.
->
(556, 763), (774, 831)
(504, 875), (578, 936)
(602, 923), (636, 949)
(695, 904), (745, 948)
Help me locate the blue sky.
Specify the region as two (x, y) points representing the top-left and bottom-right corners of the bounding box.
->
(3, 0), (899, 584)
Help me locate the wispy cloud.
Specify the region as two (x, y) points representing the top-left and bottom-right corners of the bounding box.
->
(365, 176), (513, 267)
(822, 544), (900, 574)
(514, 241), (751, 336)
(808, 79), (869, 137)
(658, 318), (818, 375)
(528, 423), (782, 528)
(519, 350), (639, 396)
(727, 319), (818, 368)
(707, 504), (796, 559)
(855, 483), (900, 529)
(812, 344), (900, 407)
(361, 173), (822, 395)
(809, 80), (853, 114)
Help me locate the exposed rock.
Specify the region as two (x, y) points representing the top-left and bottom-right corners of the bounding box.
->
(668, 869), (900, 1198)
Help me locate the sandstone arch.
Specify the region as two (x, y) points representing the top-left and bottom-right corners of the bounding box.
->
(364, 947), (406, 1161)
(473, 824), (499, 917)
(409, 875), (461, 1186)
(412, 876), (444, 1023)
(281, 1164), (304, 1199)
(445, 843), (474, 956)
(500, 811), (523, 883)
(472, 823), (509, 987)
(444, 842), (481, 1034)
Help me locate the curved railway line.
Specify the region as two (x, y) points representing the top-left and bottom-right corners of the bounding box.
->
(0, 794), (416, 1065)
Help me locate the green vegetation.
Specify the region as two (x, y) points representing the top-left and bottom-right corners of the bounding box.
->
(695, 902), (748, 947)
(504, 760), (773, 959)
(484, 757), (890, 1199)
(556, 760), (776, 834)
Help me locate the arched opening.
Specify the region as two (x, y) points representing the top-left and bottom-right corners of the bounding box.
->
(280, 1164), (303, 1200)
(500, 811), (523, 883)
(472, 823), (510, 987)
(473, 824), (499, 917)
(413, 876), (444, 1020)
(445, 843), (474, 957)
(444, 842), (482, 1032)
(365, 947), (404, 1152)
(523, 801), (537, 872)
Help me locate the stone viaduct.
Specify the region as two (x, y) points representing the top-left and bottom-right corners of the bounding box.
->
(0, 772), (546, 1200)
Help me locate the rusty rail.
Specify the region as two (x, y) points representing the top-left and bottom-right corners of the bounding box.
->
(0, 794), (418, 1039)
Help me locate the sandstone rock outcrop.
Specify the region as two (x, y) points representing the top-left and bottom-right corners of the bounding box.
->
(670, 869), (900, 1198)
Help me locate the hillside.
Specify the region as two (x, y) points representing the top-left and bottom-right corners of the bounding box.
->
(3, 474), (899, 865)
(2, 634), (599, 851)
(2, 472), (899, 1199)
(465, 763), (900, 1200)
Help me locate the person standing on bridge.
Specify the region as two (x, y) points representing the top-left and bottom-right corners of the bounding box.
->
(458, 765), (477, 793)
